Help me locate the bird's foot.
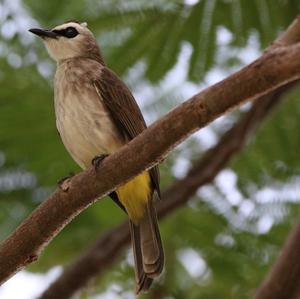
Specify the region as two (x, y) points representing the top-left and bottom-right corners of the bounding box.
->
(92, 154), (109, 171)
(58, 172), (74, 192)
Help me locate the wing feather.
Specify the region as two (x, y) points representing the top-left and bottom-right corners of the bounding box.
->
(93, 67), (160, 196)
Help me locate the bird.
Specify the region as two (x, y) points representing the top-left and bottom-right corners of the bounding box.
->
(29, 21), (164, 293)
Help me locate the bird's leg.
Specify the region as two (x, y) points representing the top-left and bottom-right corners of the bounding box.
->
(92, 154), (109, 171)
(58, 172), (75, 192)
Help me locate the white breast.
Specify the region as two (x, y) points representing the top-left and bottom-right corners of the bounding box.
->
(54, 65), (124, 169)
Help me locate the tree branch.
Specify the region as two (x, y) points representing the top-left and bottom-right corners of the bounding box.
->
(253, 216), (300, 299)
(38, 82), (294, 299)
(1, 17), (300, 286)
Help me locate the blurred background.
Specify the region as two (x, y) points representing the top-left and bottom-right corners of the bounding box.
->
(1, 0), (300, 298)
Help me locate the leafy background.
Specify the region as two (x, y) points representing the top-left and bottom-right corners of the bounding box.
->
(1, 0), (300, 298)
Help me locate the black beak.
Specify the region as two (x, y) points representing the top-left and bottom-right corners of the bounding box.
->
(29, 28), (57, 39)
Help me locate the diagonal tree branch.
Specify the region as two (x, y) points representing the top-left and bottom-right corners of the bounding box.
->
(1, 17), (300, 287)
(253, 215), (300, 299)
(38, 82), (295, 299)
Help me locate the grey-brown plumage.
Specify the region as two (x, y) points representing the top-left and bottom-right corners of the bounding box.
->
(29, 21), (164, 293)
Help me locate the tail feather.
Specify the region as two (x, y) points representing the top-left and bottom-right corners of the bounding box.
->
(130, 221), (154, 293)
(140, 200), (164, 276)
(129, 198), (164, 294)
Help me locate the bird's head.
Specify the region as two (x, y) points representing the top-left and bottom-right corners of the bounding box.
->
(29, 21), (103, 63)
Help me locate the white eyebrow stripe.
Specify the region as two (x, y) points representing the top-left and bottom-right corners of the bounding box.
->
(52, 22), (82, 31)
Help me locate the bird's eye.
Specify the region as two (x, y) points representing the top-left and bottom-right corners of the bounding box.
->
(64, 27), (78, 38)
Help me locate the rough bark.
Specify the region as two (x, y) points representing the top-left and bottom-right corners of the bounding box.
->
(1, 17), (300, 288)
(38, 84), (292, 299)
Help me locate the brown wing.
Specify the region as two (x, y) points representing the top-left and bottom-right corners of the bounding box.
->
(93, 67), (160, 197)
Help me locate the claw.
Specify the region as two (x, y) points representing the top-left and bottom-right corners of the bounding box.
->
(58, 172), (74, 192)
(92, 154), (109, 171)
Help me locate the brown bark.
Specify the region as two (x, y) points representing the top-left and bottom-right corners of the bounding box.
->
(1, 17), (300, 288)
(38, 84), (292, 299)
(253, 216), (300, 299)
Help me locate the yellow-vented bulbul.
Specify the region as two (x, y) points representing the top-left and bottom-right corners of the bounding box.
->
(29, 21), (164, 293)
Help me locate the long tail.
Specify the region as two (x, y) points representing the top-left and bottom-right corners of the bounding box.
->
(129, 199), (164, 294)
